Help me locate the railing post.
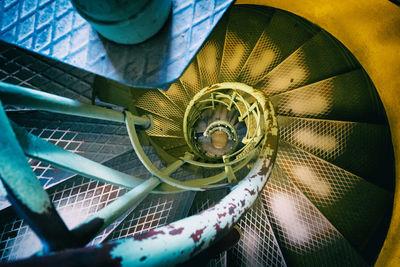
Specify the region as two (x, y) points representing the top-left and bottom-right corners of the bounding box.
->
(0, 102), (76, 252)
(0, 82), (152, 128)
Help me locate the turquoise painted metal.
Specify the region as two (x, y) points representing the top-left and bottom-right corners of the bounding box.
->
(0, 101), (76, 252)
(0, 79), (278, 265)
(0, 81), (151, 127)
(11, 123), (145, 189)
(2, 101), (278, 267)
(71, 0), (172, 44)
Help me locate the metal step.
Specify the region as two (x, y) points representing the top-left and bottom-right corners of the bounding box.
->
(135, 89), (184, 121)
(196, 13), (229, 88)
(271, 69), (386, 123)
(276, 140), (393, 256)
(262, 164), (368, 266)
(0, 147), (161, 262)
(257, 30), (358, 96)
(218, 6), (273, 83)
(164, 82), (192, 113)
(144, 113), (183, 138)
(277, 116), (394, 191)
(227, 197), (287, 267)
(238, 9), (319, 87)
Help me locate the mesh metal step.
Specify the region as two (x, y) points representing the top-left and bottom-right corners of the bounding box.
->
(218, 6), (273, 83)
(271, 69), (386, 123)
(135, 89), (184, 121)
(278, 116), (394, 191)
(262, 165), (368, 266)
(237, 9), (318, 87)
(276, 140), (393, 254)
(0, 147), (160, 262)
(257, 30), (358, 96)
(196, 13), (229, 89)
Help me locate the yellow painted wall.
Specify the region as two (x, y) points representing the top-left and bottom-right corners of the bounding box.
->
(236, 0), (400, 265)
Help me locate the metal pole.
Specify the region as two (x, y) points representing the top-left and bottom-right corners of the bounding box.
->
(71, 159), (186, 244)
(0, 81), (151, 128)
(0, 102), (76, 252)
(12, 122), (145, 189)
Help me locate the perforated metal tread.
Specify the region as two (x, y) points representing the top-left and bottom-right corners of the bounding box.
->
(237, 9), (319, 87)
(277, 116), (394, 191)
(0, 148), (152, 262)
(271, 69), (386, 123)
(218, 6), (273, 83)
(164, 82), (192, 113)
(180, 57), (204, 99)
(104, 166), (199, 243)
(276, 140), (393, 254)
(144, 113), (184, 138)
(0, 41), (94, 106)
(196, 12), (229, 89)
(262, 165), (368, 266)
(0, 110), (133, 211)
(257, 30), (358, 96)
(8, 111), (133, 164)
(135, 89), (184, 122)
(0, 146), (199, 263)
(227, 197), (287, 267)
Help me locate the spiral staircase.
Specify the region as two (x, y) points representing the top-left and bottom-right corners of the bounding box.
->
(0, 2), (397, 267)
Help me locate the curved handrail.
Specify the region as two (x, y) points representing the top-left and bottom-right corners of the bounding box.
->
(4, 101), (278, 267)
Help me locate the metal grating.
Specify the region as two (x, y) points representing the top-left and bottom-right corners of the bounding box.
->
(0, 41), (94, 104)
(179, 58), (203, 99)
(271, 69), (385, 123)
(8, 111), (133, 163)
(105, 192), (195, 242)
(278, 116), (394, 191)
(227, 196), (287, 267)
(218, 6), (272, 83)
(276, 140), (392, 251)
(257, 31), (358, 96)
(135, 89), (184, 122)
(26, 127), (82, 187)
(0, 214), (41, 263)
(278, 116), (354, 161)
(164, 81), (192, 111)
(262, 165), (367, 266)
(196, 13), (228, 88)
(0, 0), (234, 89)
(0, 147), (169, 262)
(188, 189), (228, 267)
(238, 10), (318, 87)
(145, 113), (184, 138)
(103, 151), (197, 242)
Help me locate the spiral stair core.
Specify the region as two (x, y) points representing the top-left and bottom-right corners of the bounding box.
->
(0, 2), (397, 266)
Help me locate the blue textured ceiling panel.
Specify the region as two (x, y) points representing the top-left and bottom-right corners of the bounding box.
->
(0, 0), (233, 89)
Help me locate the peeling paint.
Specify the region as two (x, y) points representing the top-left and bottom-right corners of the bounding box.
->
(217, 212), (227, 218)
(228, 203), (237, 215)
(190, 227), (206, 243)
(133, 229), (165, 241)
(169, 227), (184, 236)
(245, 188), (256, 195)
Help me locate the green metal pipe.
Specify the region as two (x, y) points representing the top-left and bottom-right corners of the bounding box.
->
(11, 122), (145, 189)
(71, 177), (160, 244)
(125, 112), (230, 191)
(0, 102), (76, 252)
(0, 82), (151, 128)
(85, 176), (160, 232)
(71, 159), (185, 244)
